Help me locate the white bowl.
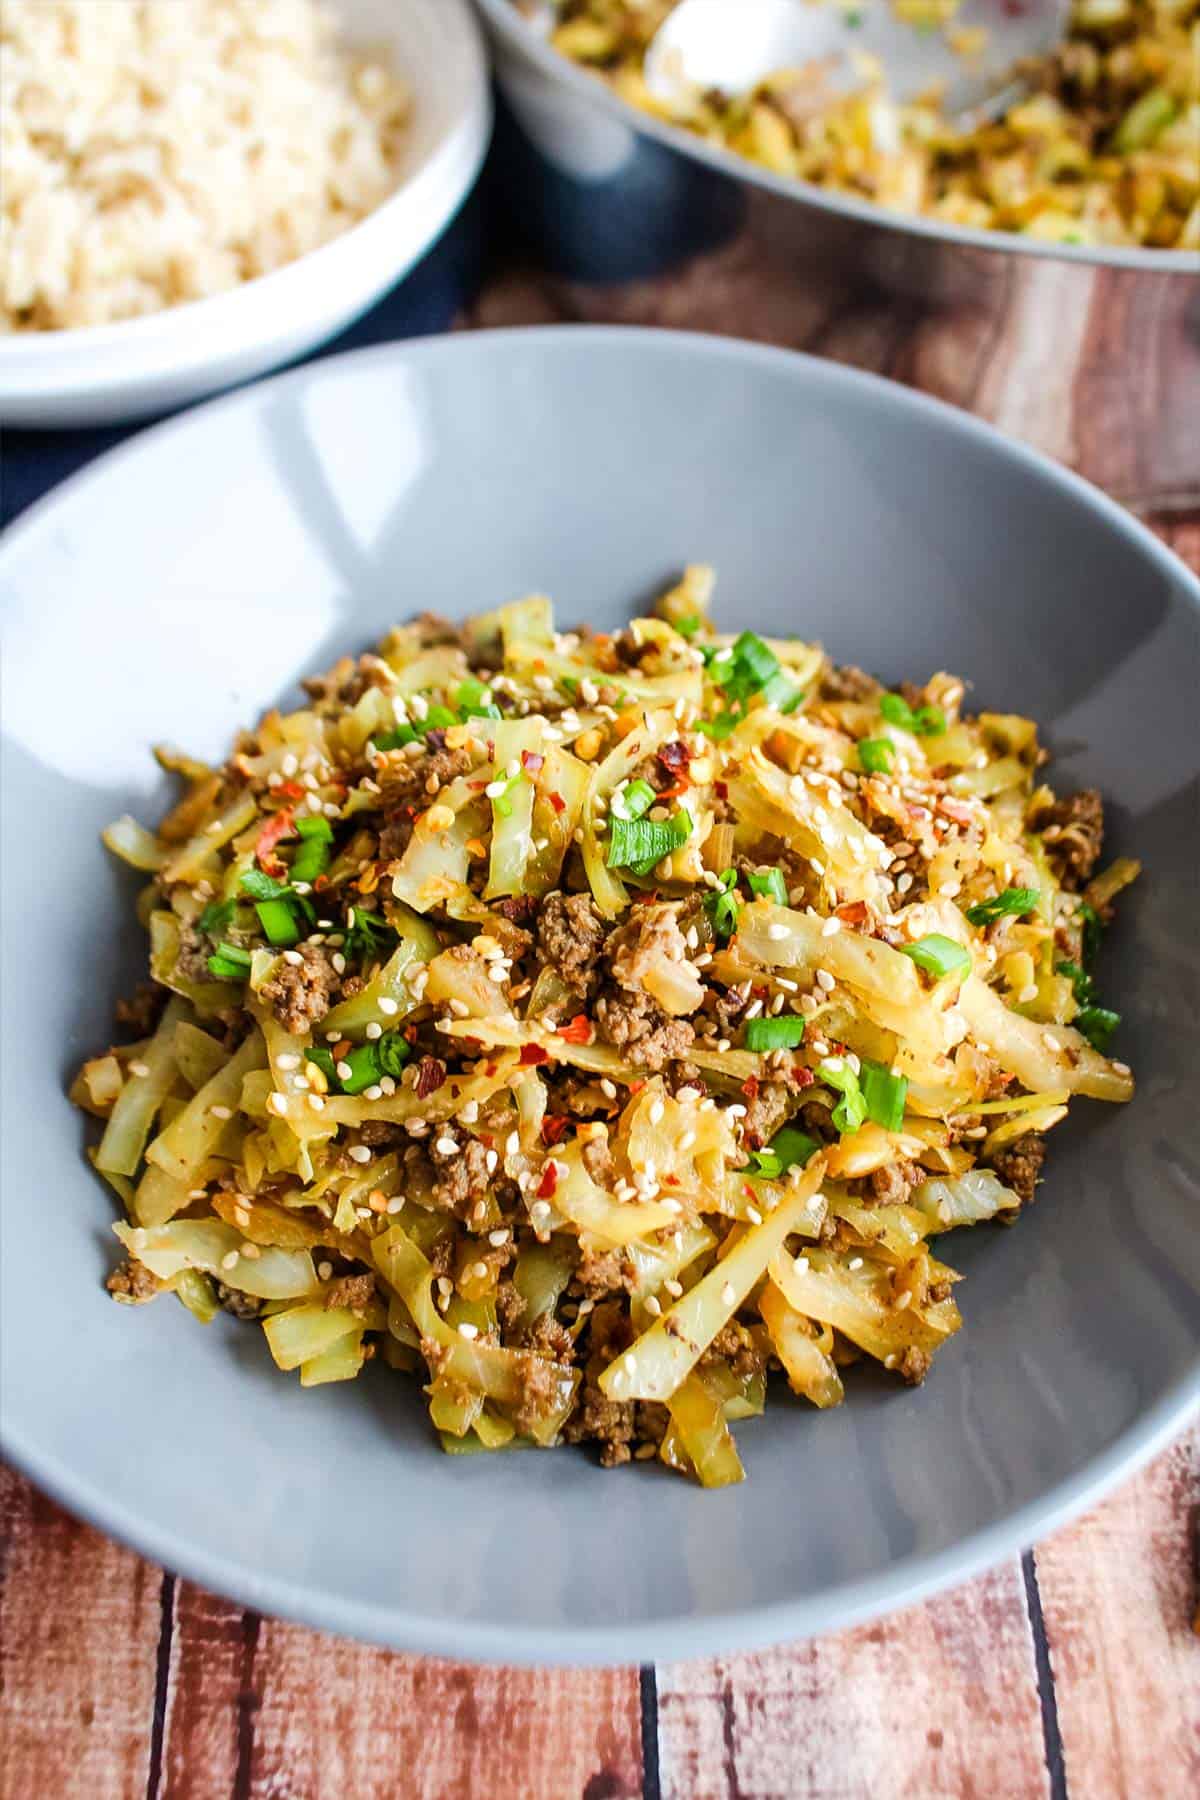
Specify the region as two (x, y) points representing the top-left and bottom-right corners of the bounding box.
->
(0, 0), (491, 429)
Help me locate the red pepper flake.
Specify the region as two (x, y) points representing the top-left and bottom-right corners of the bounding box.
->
(403, 1024), (419, 1043)
(792, 1065), (816, 1090)
(535, 1162), (559, 1200)
(414, 1056), (445, 1099)
(541, 1114), (570, 1146)
(548, 791), (566, 815)
(275, 780), (306, 802)
(485, 1061), (498, 1077)
(520, 1043), (551, 1066)
(255, 808), (295, 875)
(835, 900), (870, 927)
(658, 740), (691, 778)
(743, 1183), (757, 1201)
(521, 750), (545, 776)
(557, 1014), (594, 1046)
(714, 780), (729, 801)
(656, 782), (688, 801)
(742, 1075), (760, 1101)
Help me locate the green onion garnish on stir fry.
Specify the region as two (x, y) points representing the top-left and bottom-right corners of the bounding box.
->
(79, 565), (1139, 1489)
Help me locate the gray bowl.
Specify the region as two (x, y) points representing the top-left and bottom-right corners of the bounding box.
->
(2, 328), (1198, 1664)
(474, 0), (1196, 309)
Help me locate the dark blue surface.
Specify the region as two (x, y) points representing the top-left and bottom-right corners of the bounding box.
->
(0, 179), (487, 534)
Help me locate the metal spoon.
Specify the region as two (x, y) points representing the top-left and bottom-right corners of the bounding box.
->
(642, 0), (1071, 126)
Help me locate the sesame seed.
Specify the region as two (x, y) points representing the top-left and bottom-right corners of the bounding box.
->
(505, 1131), (520, 1156)
(448, 998), (471, 1017)
(378, 997), (399, 1016)
(746, 1205), (763, 1225)
(365, 1021), (383, 1040)
(336, 1060), (353, 1081)
(485, 1149), (498, 1173)
(644, 1295), (663, 1317)
(793, 1254), (809, 1274)
(766, 922), (790, 941)
(127, 1060), (150, 1079)
(1112, 1060), (1131, 1075)
(530, 1200), (552, 1219)
(363, 1084), (383, 1101)
(664, 1279), (684, 1298)
(435, 1136), (458, 1156)
(387, 1196), (406, 1214)
(623, 1353), (638, 1373)
(220, 1250), (239, 1271)
(267, 1092), (288, 1116)
(821, 917), (842, 938)
(815, 968), (836, 992)
(282, 949), (304, 966)
(457, 1322), (480, 1340)
(487, 1229), (509, 1247)
(649, 1098), (665, 1126)
(678, 1130), (696, 1152)
(307, 1093), (326, 1113)
(348, 1144), (372, 1165)
(209, 1104), (233, 1121)
(1042, 1032), (1062, 1052)
(848, 1256), (864, 1271)
(720, 1281), (736, 1307)
(276, 1052), (300, 1070)
(331, 952), (347, 975)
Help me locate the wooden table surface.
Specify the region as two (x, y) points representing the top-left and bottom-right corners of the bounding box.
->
(3, 253), (1198, 1799)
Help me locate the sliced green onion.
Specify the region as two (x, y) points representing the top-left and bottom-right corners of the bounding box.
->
(290, 815), (334, 885)
(199, 897), (235, 937)
(1077, 900), (1103, 966)
(1056, 959), (1095, 1006)
(857, 737), (895, 775)
(745, 1015), (806, 1052)
(751, 1125), (819, 1180)
(761, 669), (804, 713)
(256, 898), (301, 946)
(819, 1058), (868, 1135)
(617, 778), (656, 821)
(703, 868), (740, 943)
(859, 1060), (908, 1132)
(373, 724), (419, 751)
(964, 886), (1040, 928)
(343, 908), (396, 963)
(1074, 1005), (1120, 1052)
(606, 809), (692, 875)
(879, 693), (944, 736)
(240, 869), (290, 901)
(424, 704), (457, 731)
(747, 868), (787, 906)
(697, 711), (740, 742)
(674, 615), (701, 640)
(898, 935), (971, 980)
(207, 941), (252, 980)
(305, 1033), (411, 1095)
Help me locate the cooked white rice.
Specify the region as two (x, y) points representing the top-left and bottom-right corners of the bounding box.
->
(0, 0), (411, 331)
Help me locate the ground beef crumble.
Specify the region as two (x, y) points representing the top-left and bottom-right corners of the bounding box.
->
(594, 986), (695, 1072)
(324, 1273), (377, 1313)
(1031, 788), (1105, 890)
(259, 943), (340, 1034)
(536, 891), (607, 995)
(985, 1133), (1047, 1206)
(107, 1260), (165, 1303)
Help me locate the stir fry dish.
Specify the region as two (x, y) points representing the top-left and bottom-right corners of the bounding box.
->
(540, 0), (1199, 251)
(75, 570), (1138, 1485)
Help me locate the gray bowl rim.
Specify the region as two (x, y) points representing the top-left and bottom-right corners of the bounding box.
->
(474, 0), (1197, 277)
(2, 325), (1198, 1665)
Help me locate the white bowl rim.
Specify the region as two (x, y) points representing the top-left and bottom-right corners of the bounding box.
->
(0, 0), (490, 363)
(2, 325), (1198, 1665)
(475, 0), (1197, 277)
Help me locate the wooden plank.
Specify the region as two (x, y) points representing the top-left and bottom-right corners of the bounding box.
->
(157, 1583), (247, 1800)
(236, 1624), (644, 1800)
(0, 1464), (162, 1800)
(655, 1557), (1050, 1800)
(463, 259), (1200, 513)
(1034, 1423), (1200, 1800)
